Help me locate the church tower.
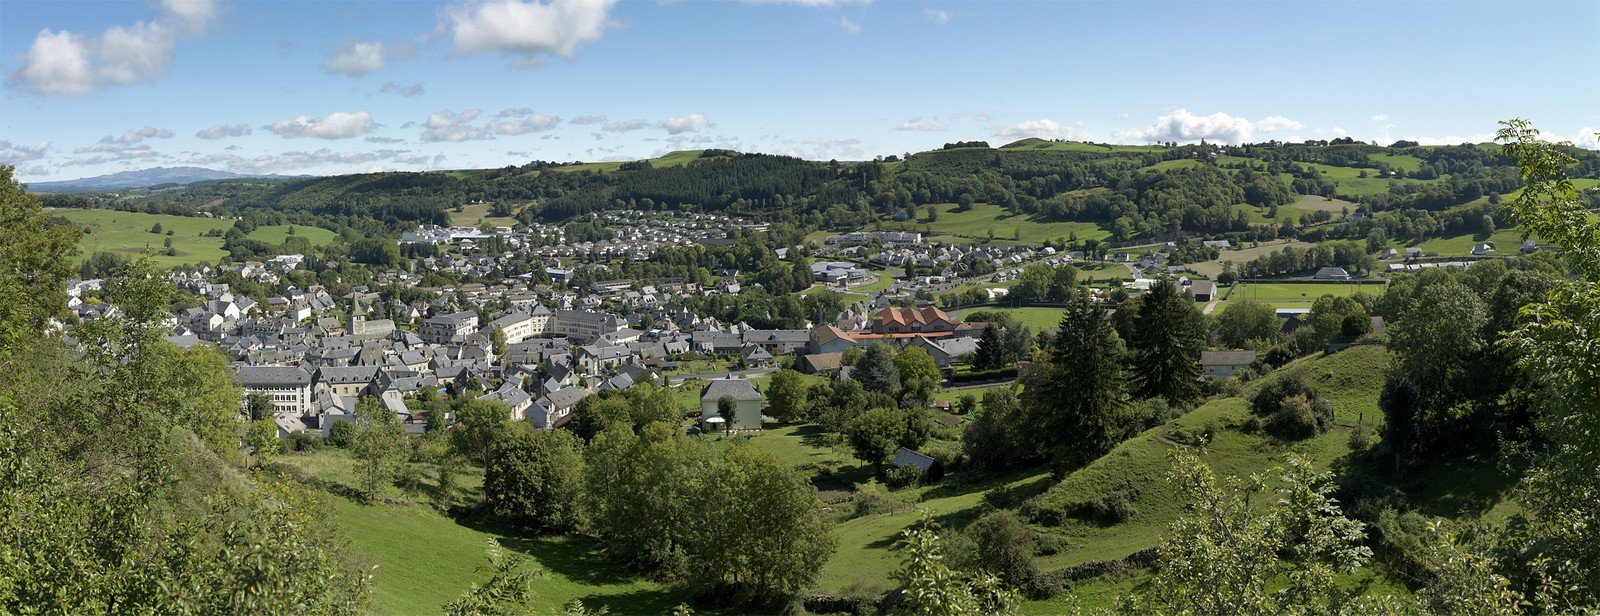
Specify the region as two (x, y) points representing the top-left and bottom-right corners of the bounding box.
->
(350, 297), (367, 337)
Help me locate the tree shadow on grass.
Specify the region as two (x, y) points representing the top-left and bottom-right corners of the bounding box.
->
(572, 586), (699, 615)
(455, 517), (645, 588)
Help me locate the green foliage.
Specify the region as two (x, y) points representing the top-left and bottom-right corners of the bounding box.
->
(246, 418), (281, 467)
(1128, 451), (1371, 615)
(1496, 119), (1600, 602)
(352, 396), (407, 497)
(328, 419), (356, 448)
(895, 346), (941, 406)
(485, 430), (587, 532)
(890, 514), (1019, 616)
(961, 388), (1035, 471)
(454, 399), (514, 470)
(0, 166), (81, 327)
(848, 407), (907, 476)
(444, 539), (542, 616)
(1023, 290), (1136, 473)
(765, 369), (809, 423)
(1214, 300), (1278, 350)
(1130, 281), (1205, 403)
(964, 510), (1041, 596)
(853, 343), (902, 396)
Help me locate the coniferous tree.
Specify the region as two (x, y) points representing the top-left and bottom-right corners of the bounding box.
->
(1022, 289), (1133, 473)
(1130, 280), (1204, 403)
(973, 324), (1003, 370)
(852, 343), (901, 395)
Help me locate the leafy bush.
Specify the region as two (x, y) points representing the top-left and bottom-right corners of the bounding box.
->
(327, 421), (354, 448)
(1061, 489), (1140, 525)
(921, 442), (964, 472)
(886, 464), (923, 490)
(1262, 394), (1334, 440)
(286, 430), (325, 452)
(852, 483), (906, 518)
(1035, 534), (1071, 556)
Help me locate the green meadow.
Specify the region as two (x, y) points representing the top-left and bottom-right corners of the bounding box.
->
(49, 208), (336, 268)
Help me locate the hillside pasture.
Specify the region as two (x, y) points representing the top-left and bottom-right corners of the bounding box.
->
(1410, 227), (1532, 257)
(1290, 195), (1359, 214)
(1185, 240), (1317, 278)
(1223, 281), (1384, 309)
(50, 209), (232, 267)
(952, 306), (1067, 331)
(447, 202), (521, 228)
(909, 202), (1111, 245)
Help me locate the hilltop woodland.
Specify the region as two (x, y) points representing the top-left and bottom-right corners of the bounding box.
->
(5, 120), (1600, 614)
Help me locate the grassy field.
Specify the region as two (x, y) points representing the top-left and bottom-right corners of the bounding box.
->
(1187, 240), (1317, 278)
(544, 150), (720, 175)
(1410, 227), (1532, 257)
(1221, 281), (1385, 309)
(952, 306), (1067, 330)
(330, 495), (688, 615)
(1291, 195), (1359, 213)
(49, 208), (337, 268)
(848, 269), (898, 294)
(910, 202), (1111, 245)
(448, 202), (521, 228)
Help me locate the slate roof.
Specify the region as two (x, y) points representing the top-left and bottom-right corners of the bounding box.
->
(233, 365), (311, 386)
(1199, 350), (1257, 366)
(701, 378), (761, 403)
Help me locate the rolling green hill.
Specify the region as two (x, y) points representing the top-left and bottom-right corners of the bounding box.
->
(48, 208), (337, 268)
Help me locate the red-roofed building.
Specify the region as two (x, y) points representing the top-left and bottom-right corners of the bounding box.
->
(870, 306), (959, 334)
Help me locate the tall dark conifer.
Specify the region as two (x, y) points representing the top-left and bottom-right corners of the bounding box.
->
(973, 324), (1003, 370)
(1131, 280), (1204, 403)
(1022, 289), (1132, 474)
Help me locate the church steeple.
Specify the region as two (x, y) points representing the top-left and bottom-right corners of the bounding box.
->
(351, 297), (367, 336)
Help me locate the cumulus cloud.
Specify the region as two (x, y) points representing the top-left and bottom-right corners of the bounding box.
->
(365, 136), (406, 144)
(445, 0), (618, 65)
(924, 9), (950, 24)
(422, 109), (491, 142)
(1255, 116), (1303, 133)
(323, 41), (388, 76)
(421, 108), (561, 141)
(0, 141), (50, 165)
(991, 119), (1089, 142)
(895, 117), (946, 132)
(380, 81), (426, 97)
(602, 119), (648, 132)
(837, 16), (861, 35)
(1371, 114), (1389, 122)
(740, 0), (872, 5)
(659, 114), (710, 135)
(570, 114), (608, 125)
(14, 0), (218, 96)
(95, 127), (175, 144)
(267, 111), (376, 139)
(196, 123), (252, 139)
(1116, 112), (1131, 121)
(1114, 109), (1305, 145)
(488, 108), (561, 135)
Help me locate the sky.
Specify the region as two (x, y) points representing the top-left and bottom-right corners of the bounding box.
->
(2, 0), (1597, 182)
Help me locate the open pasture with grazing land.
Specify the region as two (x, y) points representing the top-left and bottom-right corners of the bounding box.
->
(49, 208), (336, 268)
(952, 306), (1067, 331)
(1222, 281), (1384, 308)
(911, 202), (1110, 245)
(1291, 194), (1359, 214)
(1186, 240), (1317, 278)
(448, 201), (521, 228)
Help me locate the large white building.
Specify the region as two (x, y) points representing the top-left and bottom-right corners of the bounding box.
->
(234, 365), (314, 417)
(421, 311), (480, 344)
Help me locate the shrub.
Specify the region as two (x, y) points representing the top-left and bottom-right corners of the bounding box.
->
(1035, 534), (1071, 556)
(1061, 489), (1139, 525)
(886, 464), (923, 490)
(852, 483), (905, 518)
(1348, 421), (1375, 452)
(921, 442), (964, 472)
(286, 430), (325, 452)
(327, 421), (354, 448)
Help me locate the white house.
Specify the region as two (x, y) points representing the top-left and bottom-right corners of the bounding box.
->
(699, 378), (763, 432)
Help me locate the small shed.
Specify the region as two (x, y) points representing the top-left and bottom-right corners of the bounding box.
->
(890, 447), (944, 483)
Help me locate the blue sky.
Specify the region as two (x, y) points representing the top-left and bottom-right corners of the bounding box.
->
(2, 0), (1596, 181)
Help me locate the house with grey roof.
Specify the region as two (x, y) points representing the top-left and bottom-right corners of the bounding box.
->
(234, 365), (313, 418)
(699, 378), (763, 432)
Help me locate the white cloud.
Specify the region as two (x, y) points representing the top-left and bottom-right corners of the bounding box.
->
(1255, 116), (1303, 133)
(268, 111), (377, 139)
(196, 123), (252, 139)
(740, 0), (872, 5)
(14, 0), (217, 96)
(1399, 133), (1498, 146)
(380, 82), (425, 97)
(1115, 109), (1304, 145)
(445, 0), (618, 64)
(659, 113), (710, 135)
(950, 111), (992, 122)
(837, 16), (861, 35)
(570, 114), (608, 125)
(992, 119), (1088, 142)
(488, 109), (561, 135)
(603, 119), (649, 132)
(896, 118), (946, 132)
(923, 9), (950, 24)
(1371, 114), (1389, 122)
(0, 141), (50, 164)
(323, 41), (388, 76)
(94, 127), (176, 145)
(421, 108), (562, 141)
(1116, 112), (1131, 121)
(422, 109), (492, 142)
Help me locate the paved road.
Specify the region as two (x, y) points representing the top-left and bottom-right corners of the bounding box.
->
(666, 366), (779, 384)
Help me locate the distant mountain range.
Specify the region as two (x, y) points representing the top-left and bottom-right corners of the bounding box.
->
(27, 167), (312, 193)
